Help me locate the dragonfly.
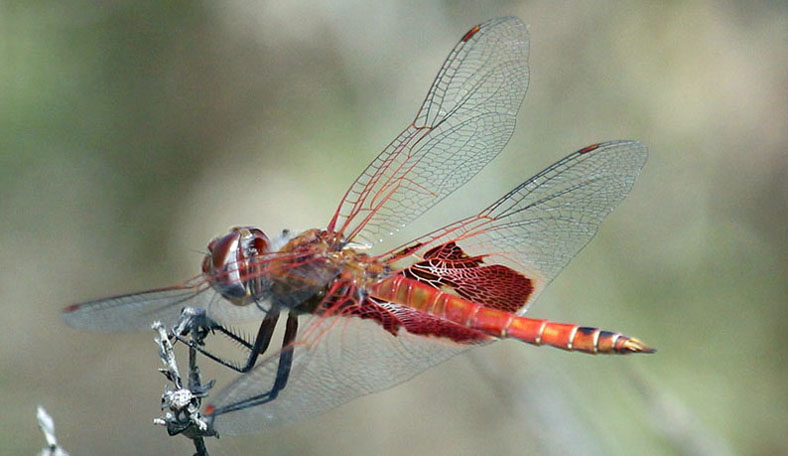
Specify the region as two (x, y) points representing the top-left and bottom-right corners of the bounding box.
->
(63, 16), (652, 435)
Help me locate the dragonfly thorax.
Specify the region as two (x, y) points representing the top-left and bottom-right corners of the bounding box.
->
(202, 226), (271, 306)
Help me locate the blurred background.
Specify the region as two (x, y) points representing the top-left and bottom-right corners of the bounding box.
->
(2, 1), (786, 455)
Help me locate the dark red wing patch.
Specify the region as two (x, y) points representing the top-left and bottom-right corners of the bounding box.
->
(423, 241), (483, 263)
(444, 264), (533, 313)
(404, 242), (533, 313)
(390, 242), (425, 260)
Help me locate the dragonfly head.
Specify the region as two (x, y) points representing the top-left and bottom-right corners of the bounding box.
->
(203, 226), (271, 305)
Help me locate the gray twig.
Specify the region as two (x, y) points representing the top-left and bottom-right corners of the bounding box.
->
(37, 406), (70, 456)
(152, 308), (218, 456)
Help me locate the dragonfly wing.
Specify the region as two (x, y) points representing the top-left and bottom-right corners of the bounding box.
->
(63, 286), (212, 332)
(63, 285), (271, 332)
(329, 17), (529, 246)
(384, 140), (648, 314)
(207, 301), (492, 434)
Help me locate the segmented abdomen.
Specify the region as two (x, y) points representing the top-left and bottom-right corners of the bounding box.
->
(371, 275), (653, 354)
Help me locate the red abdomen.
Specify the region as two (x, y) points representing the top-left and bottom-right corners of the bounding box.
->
(371, 276), (653, 355)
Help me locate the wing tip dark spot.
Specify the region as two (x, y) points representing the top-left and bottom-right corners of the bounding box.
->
(577, 144), (601, 154)
(63, 304), (81, 313)
(462, 25), (481, 42)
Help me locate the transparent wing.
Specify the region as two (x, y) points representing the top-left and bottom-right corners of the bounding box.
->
(207, 302), (491, 434)
(63, 282), (269, 332)
(328, 17), (529, 246)
(383, 140), (649, 314)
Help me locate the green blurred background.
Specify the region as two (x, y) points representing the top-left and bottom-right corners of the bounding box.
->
(2, 1), (786, 455)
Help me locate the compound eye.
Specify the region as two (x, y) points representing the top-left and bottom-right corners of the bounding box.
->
(210, 231), (242, 269)
(251, 235), (268, 255)
(242, 227), (270, 256)
(206, 237), (219, 253)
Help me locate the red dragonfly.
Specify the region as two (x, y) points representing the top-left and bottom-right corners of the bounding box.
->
(63, 16), (652, 435)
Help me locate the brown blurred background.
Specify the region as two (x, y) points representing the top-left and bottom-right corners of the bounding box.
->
(2, 1), (786, 455)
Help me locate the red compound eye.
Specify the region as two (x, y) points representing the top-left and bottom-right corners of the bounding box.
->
(240, 227), (270, 256)
(210, 231), (241, 269)
(206, 237), (218, 253)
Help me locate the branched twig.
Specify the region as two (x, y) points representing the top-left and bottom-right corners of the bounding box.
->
(152, 308), (219, 456)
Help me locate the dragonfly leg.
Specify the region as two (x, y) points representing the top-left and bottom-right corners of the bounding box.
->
(269, 313), (298, 395)
(234, 308), (281, 373)
(173, 307), (282, 373)
(206, 313), (299, 416)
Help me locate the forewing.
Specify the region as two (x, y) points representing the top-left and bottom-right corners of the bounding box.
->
(207, 301), (491, 434)
(384, 140), (648, 314)
(328, 17), (529, 246)
(63, 283), (269, 332)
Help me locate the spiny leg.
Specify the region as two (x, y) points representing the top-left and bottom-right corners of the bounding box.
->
(207, 285), (359, 416)
(175, 307), (282, 373)
(235, 308), (282, 373)
(206, 312), (299, 416)
(269, 313), (298, 395)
